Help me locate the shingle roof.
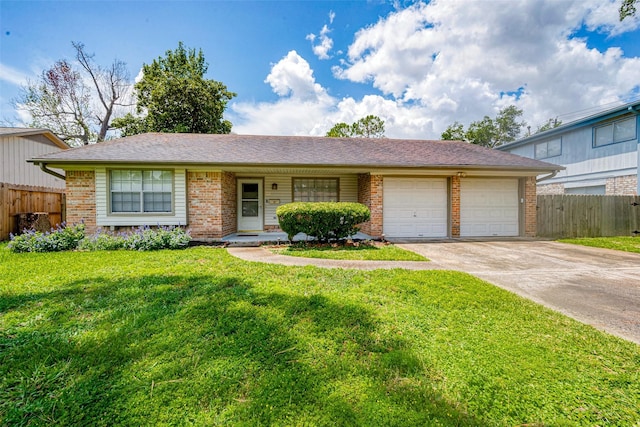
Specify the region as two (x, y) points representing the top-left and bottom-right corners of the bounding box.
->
(30, 132), (560, 171)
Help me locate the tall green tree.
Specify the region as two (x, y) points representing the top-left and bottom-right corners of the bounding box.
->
(326, 115), (385, 138)
(441, 105), (526, 148)
(535, 117), (563, 134)
(113, 42), (236, 136)
(440, 122), (465, 141)
(620, 0), (637, 19)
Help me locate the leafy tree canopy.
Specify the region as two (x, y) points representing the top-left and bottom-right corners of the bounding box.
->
(534, 117), (563, 134)
(326, 115), (385, 138)
(441, 105), (526, 148)
(620, 0), (637, 19)
(113, 42), (236, 136)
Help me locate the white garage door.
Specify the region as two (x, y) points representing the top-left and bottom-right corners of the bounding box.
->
(383, 178), (448, 238)
(460, 178), (519, 237)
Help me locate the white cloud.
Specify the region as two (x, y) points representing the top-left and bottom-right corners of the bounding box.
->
(307, 11), (336, 60)
(0, 63), (30, 87)
(232, 50), (335, 135)
(264, 50), (328, 101)
(580, 0), (640, 36)
(233, 1), (640, 139)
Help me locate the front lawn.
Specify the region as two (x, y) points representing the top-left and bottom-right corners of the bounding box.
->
(1, 246), (639, 426)
(269, 242), (428, 261)
(559, 236), (640, 253)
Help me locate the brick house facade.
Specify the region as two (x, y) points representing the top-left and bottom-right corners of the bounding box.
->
(33, 133), (557, 240)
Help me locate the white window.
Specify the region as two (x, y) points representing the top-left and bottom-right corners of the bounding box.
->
(594, 117), (637, 147)
(110, 170), (173, 213)
(534, 137), (562, 159)
(293, 178), (338, 202)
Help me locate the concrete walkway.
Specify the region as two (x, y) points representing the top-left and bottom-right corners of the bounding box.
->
(228, 241), (640, 344)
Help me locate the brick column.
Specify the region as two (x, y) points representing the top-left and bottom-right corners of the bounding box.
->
(451, 176), (460, 237)
(369, 175), (383, 237)
(65, 170), (96, 234)
(188, 171), (232, 240)
(524, 176), (537, 237)
(220, 171), (237, 236)
(357, 173), (383, 238)
(357, 174), (371, 235)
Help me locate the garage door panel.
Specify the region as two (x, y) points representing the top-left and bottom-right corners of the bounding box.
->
(461, 179), (519, 237)
(385, 208), (414, 219)
(415, 208), (447, 219)
(383, 178), (448, 238)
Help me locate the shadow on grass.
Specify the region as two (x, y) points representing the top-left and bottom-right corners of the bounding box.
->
(1, 272), (481, 426)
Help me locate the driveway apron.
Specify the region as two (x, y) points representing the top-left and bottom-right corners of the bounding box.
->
(399, 241), (640, 345)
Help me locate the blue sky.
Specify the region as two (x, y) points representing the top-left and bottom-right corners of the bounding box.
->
(1, 0), (639, 139)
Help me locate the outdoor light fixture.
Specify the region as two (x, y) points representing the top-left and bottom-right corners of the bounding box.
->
(272, 183), (278, 190)
(457, 172), (467, 178)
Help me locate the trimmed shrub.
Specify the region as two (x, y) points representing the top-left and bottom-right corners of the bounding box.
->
(8, 222), (85, 253)
(276, 202), (370, 242)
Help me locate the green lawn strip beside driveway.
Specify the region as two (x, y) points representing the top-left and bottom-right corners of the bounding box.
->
(1, 245), (638, 426)
(268, 242), (428, 261)
(559, 236), (640, 254)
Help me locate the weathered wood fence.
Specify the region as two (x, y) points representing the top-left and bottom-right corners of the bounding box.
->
(537, 194), (640, 238)
(0, 183), (65, 241)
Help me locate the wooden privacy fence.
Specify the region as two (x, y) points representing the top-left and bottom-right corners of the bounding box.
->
(0, 183), (65, 241)
(537, 194), (640, 238)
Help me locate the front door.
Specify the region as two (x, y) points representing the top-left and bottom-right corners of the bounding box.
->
(237, 179), (263, 231)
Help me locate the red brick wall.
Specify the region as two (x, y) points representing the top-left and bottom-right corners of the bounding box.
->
(357, 173), (383, 237)
(220, 171), (237, 236)
(524, 176), (537, 237)
(357, 174), (371, 235)
(187, 171), (236, 240)
(370, 175), (383, 237)
(65, 170), (96, 233)
(451, 176), (460, 237)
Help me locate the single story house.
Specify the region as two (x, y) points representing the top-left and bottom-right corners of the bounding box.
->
(498, 101), (640, 195)
(29, 133), (560, 240)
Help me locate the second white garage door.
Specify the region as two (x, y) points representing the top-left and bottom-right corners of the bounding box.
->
(383, 178), (448, 238)
(460, 178), (519, 237)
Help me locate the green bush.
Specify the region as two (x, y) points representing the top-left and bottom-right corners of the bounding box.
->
(8, 222), (85, 253)
(8, 224), (191, 253)
(276, 202), (370, 242)
(79, 225), (192, 251)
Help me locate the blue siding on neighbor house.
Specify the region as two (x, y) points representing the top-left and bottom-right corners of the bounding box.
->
(499, 104), (639, 194)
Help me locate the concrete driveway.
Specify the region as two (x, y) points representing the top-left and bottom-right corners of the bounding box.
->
(400, 240), (640, 345)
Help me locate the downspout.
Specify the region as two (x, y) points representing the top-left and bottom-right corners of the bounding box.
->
(38, 162), (66, 181)
(536, 170), (559, 183)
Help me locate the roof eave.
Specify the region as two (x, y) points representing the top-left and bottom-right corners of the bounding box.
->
(3, 128), (69, 149)
(499, 101), (640, 150)
(29, 158), (562, 173)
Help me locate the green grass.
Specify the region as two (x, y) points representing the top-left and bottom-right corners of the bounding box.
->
(1, 245), (639, 426)
(559, 236), (640, 253)
(269, 243), (428, 261)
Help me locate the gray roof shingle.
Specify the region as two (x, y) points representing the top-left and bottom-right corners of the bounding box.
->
(30, 133), (560, 171)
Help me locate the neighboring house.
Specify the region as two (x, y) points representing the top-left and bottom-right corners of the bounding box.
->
(0, 127), (68, 239)
(498, 101), (640, 195)
(29, 133), (559, 241)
